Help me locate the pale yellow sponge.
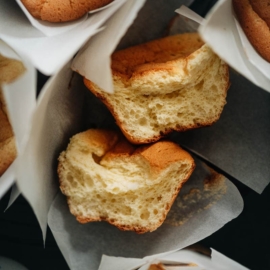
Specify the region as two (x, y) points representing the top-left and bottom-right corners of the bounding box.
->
(58, 129), (195, 233)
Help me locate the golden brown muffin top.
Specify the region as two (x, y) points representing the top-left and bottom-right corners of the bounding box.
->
(111, 33), (204, 78)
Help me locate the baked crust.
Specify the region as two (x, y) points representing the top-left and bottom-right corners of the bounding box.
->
(0, 137), (16, 176)
(249, 0), (270, 28)
(0, 54), (25, 176)
(233, 0), (270, 62)
(20, 0), (113, 22)
(111, 32), (204, 80)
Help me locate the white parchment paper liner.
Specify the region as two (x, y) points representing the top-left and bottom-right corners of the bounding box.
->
(15, 61), (85, 240)
(15, 0), (88, 37)
(97, 248), (249, 270)
(0, 0), (129, 75)
(15, 0), (127, 37)
(0, 40), (36, 200)
(71, 0), (146, 93)
(174, 5), (270, 194)
(198, 0), (270, 93)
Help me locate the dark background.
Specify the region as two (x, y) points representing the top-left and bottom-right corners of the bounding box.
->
(1, 0), (270, 269)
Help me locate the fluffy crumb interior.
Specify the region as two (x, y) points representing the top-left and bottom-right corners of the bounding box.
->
(88, 44), (228, 142)
(59, 134), (193, 232)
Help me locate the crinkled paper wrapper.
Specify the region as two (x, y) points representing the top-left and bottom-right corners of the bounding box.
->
(0, 0), (131, 75)
(97, 248), (249, 270)
(199, 0), (270, 93)
(0, 40), (36, 203)
(2, 1), (269, 269)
